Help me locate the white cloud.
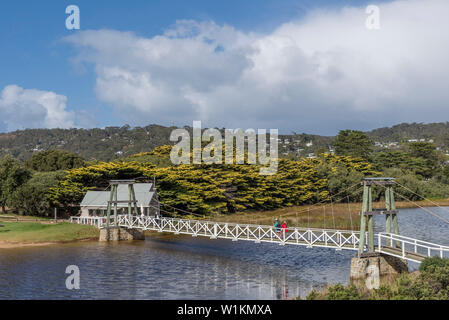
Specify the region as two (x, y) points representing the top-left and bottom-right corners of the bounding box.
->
(0, 85), (75, 132)
(65, 0), (449, 134)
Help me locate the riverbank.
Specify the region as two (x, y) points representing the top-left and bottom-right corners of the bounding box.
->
(303, 257), (449, 300)
(209, 199), (449, 230)
(1, 197), (447, 246)
(0, 222), (99, 248)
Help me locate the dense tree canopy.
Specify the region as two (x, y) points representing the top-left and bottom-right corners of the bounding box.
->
(25, 150), (85, 172)
(2, 127), (449, 218)
(334, 130), (374, 160)
(9, 171), (66, 216)
(0, 155), (32, 212)
(48, 152), (378, 215)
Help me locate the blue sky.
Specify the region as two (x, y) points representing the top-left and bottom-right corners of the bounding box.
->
(0, 0), (447, 134)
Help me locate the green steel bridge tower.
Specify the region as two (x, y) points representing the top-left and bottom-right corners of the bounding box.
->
(105, 180), (142, 228)
(358, 177), (400, 255)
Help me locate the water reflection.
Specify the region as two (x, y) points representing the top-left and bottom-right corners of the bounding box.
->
(0, 207), (448, 299)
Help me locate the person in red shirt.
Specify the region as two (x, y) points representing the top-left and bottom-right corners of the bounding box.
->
(281, 221), (288, 239)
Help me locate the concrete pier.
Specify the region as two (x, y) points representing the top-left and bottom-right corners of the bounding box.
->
(99, 227), (145, 242)
(350, 253), (408, 289)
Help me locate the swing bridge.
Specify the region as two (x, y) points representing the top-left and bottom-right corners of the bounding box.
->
(70, 178), (449, 264)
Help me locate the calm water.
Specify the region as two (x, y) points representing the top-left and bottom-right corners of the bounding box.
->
(1, 207), (449, 300)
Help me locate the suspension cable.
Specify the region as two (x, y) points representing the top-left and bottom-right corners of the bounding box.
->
(347, 195), (353, 230)
(293, 182), (363, 215)
(322, 206), (326, 229)
(296, 185), (364, 216)
(149, 181), (363, 220)
(394, 181), (449, 215)
(391, 189), (449, 225)
(331, 197), (336, 229)
(152, 198), (204, 217)
(307, 207), (310, 229)
(372, 181), (449, 225)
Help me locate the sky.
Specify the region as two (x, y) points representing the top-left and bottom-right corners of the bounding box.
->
(0, 0), (447, 135)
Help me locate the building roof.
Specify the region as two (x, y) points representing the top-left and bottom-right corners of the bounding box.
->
(80, 183), (156, 208)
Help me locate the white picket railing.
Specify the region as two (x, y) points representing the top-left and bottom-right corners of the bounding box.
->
(70, 215), (361, 250)
(70, 216), (113, 228)
(377, 232), (449, 263)
(70, 215), (449, 263)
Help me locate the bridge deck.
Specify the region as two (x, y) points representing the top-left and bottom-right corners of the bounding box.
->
(70, 215), (449, 263)
(377, 246), (428, 263)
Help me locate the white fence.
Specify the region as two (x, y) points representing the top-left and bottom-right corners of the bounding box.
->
(70, 216), (112, 228)
(70, 215), (449, 263)
(70, 215), (361, 250)
(377, 232), (449, 263)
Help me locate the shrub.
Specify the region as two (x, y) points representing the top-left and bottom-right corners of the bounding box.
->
(419, 256), (449, 272)
(325, 284), (362, 300)
(305, 257), (449, 300)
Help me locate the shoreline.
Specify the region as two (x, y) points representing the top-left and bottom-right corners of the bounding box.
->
(0, 237), (99, 249)
(1, 199), (448, 247)
(0, 222), (100, 249)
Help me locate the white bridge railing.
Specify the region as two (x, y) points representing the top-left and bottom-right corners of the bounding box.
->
(70, 216), (112, 228)
(377, 232), (449, 263)
(70, 215), (449, 263)
(70, 215), (361, 250)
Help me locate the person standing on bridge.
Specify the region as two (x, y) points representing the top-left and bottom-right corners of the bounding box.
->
(274, 219), (281, 234)
(281, 221), (288, 239)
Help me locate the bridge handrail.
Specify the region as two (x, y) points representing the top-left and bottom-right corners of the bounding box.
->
(70, 215), (362, 235)
(70, 216), (113, 228)
(378, 232), (449, 249)
(70, 216), (105, 221)
(153, 216), (361, 235)
(69, 215), (449, 263)
(70, 215), (364, 244)
(122, 215), (361, 247)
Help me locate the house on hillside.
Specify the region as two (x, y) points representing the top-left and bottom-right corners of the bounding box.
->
(80, 183), (160, 217)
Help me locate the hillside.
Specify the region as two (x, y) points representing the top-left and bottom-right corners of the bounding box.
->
(0, 125), (175, 161)
(2, 122), (449, 161)
(368, 122), (449, 146)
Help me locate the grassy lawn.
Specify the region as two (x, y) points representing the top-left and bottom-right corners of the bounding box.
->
(0, 222), (99, 244)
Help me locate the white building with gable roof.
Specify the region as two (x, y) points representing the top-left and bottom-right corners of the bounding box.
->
(80, 183), (160, 217)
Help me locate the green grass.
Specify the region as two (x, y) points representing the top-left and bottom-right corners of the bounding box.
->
(0, 222), (99, 243)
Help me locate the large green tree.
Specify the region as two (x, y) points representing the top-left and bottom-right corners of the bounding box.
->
(0, 155), (32, 213)
(334, 130), (374, 160)
(407, 142), (443, 178)
(25, 150), (85, 172)
(408, 142), (441, 163)
(9, 171), (66, 216)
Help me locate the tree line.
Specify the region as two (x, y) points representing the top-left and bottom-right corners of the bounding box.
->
(334, 129), (449, 199)
(1, 129), (449, 217)
(0, 150), (84, 216)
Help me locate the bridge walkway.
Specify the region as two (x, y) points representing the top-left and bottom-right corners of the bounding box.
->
(70, 215), (449, 263)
